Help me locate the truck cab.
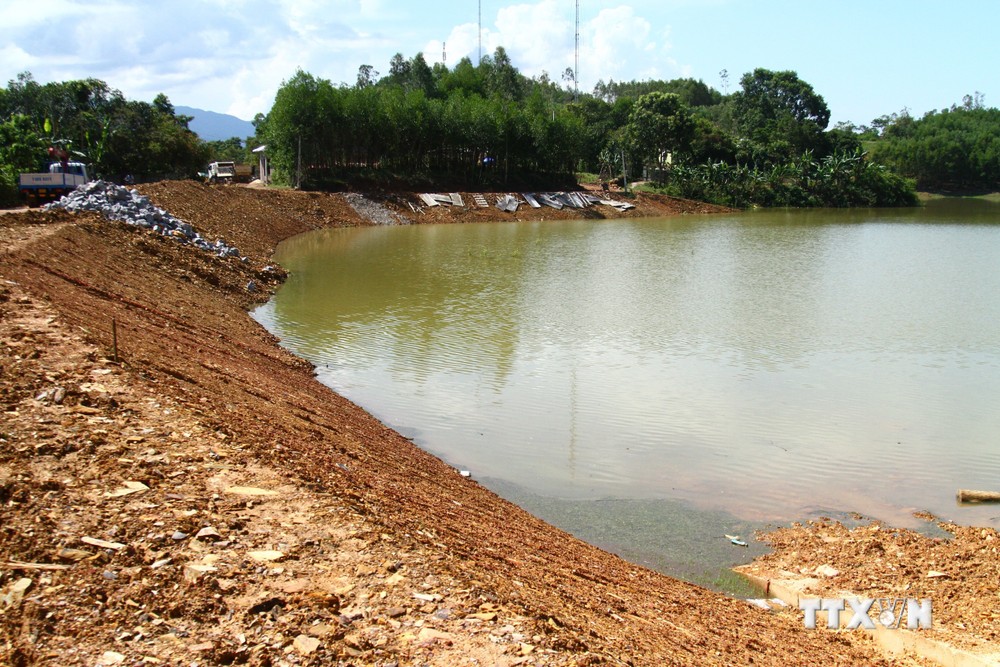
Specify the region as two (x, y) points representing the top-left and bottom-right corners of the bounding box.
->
(206, 161), (236, 184)
(206, 161), (253, 184)
(50, 162), (89, 178)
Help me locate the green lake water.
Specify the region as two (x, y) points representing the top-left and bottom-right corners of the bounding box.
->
(252, 198), (1000, 593)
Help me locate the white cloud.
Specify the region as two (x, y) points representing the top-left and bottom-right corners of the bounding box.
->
(579, 6), (682, 88)
(422, 1), (682, 92)
(0, 0), (89, 31)
(422, 21), (474, 70)
(0, 44), (33, 78)
(1, 1), (691, 118)
(493, 0), (574, 74)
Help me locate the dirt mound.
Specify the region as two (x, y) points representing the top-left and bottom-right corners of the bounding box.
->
(135, 181), (731, 257)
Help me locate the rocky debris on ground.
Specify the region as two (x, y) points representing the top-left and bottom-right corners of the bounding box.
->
(342, 193), (412, 226)
(45, 180), (243, 259)
(0, 279), (562, 666)
(739, 518), (1000, 656)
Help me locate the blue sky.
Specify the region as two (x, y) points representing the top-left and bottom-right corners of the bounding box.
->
(1, 0), (996, 127)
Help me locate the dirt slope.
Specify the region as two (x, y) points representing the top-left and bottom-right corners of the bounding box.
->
(2, 183), (910, 665)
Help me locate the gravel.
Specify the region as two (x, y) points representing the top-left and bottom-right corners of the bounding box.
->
(342, 193), (411, 225)
(46, 180), (243, 259)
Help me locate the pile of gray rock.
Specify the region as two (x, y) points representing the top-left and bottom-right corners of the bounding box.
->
(46, 181), (242, 259)
(343, 192), (411, 225)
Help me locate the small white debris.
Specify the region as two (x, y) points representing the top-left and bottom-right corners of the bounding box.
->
(104, 481), (150, 498)
(81, 536), (126, 551)
(293, 634), (321, 655)
(2, 578), (32, 608)
(96, 651), (125, 666)
(225, 486), (279, 497)
(815, 564), (840, 578)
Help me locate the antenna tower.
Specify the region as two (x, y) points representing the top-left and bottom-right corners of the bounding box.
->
(574, 0), (579, 99)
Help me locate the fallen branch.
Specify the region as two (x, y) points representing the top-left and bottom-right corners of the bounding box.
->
(957, 489), (1000, 503)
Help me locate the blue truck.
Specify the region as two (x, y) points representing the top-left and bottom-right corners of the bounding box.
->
(19, 161), (91, 206)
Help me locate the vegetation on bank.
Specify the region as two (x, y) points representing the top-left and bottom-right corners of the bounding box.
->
(867, 94), (1000, 193)
(2, 55), (998, 208)
(0, 74), (207, 202)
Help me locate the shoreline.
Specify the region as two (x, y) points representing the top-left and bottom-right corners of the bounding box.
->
(1, 182), (994, 665)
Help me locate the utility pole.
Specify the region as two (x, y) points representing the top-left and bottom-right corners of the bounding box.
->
(296, 134), (302, 189)
(621, 149), (628, 193)
(478, 0), (482, 64)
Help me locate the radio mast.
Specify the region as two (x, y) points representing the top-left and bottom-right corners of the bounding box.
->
(574, 0), (579, 99)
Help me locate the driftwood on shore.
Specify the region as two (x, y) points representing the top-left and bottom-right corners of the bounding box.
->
(957, 489), (1000, 503)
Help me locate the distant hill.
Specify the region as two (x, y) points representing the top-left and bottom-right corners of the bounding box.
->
(176, 106), (256, 142)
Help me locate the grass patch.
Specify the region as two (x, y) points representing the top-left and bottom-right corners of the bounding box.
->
(629, 181), (659, 194)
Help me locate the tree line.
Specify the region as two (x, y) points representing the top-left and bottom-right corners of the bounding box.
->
(256, 56), (920, 206)
(866, 94), (1000, 193)
(2, 56), (997, 208)
(256, 49), (586, 190)
(0, 73), (211, 204)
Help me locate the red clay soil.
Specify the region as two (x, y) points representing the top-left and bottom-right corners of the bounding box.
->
(1, 182), (923, 665)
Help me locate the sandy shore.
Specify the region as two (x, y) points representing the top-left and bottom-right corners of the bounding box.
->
(1, 182), (992, 665)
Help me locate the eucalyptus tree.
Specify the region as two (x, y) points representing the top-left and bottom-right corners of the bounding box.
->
(356, 65), (379, 89)
(871, 102), (1000, 192)
(265, 69), (338, 185)
(437, 57), (486, 99)
(483, 47), (523, 102)
(342, 83), (385, 169)
(408, 54), (436, 98)
(592, 77), (721, 107)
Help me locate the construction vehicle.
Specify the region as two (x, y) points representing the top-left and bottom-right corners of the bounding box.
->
(205, 161), (253, 184)
(18, 146), (92, 206)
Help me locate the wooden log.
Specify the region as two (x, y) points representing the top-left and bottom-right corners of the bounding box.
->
(957, 489), (1000, 503)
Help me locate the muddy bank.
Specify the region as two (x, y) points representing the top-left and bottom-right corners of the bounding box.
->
(0, 182), (918, 665)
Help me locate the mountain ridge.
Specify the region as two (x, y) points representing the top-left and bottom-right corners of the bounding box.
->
(177, 105), (256, 142)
